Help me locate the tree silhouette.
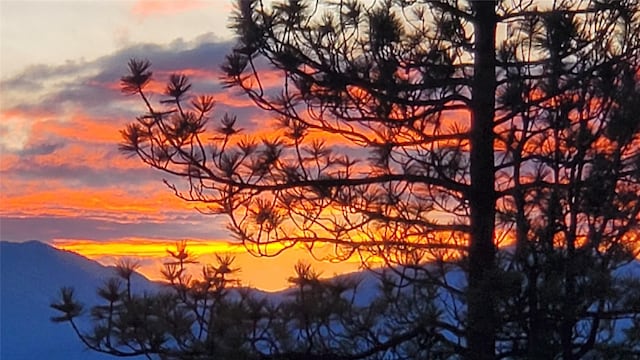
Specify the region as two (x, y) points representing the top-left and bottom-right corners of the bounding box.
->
(53, 244), (467, 359)
(55, 0), (640, 359)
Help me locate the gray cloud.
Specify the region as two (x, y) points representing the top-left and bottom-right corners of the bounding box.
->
(3, 35), (236, 112)
(18, 142), (64, 156)
(1, 60), (93, 89)
(92, 35), (234, 84)
(4, 161), (157, 188)
(0, 215), (228, 243)
(2, 34), (275, 245)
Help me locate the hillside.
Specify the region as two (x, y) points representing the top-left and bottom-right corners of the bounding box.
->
(0, 241), (155, 360)
(2, 241), (638, 359)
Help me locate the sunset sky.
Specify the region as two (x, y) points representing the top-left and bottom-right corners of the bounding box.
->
(0, 0), (365, 290)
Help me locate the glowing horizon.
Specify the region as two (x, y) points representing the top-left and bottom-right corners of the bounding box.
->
(52, 238), (370, 291)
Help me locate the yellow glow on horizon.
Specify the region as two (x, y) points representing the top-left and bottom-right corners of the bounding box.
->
(52, 238), (371, 291)
(53, 238), (247, 258)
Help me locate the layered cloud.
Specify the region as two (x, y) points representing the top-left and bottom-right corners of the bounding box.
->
(0, 29), (373, 289)
(0, 36), (254, 247)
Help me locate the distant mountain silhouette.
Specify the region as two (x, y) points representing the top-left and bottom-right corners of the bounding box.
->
(1, 241), (637, 359)
(0, 241), (155, 360)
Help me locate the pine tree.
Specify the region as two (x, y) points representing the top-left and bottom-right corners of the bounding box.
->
(55, 0), (640, 358)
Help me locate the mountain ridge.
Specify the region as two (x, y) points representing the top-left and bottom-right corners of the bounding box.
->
(2, 240), (639, 359)
(1, 240), (155, 360)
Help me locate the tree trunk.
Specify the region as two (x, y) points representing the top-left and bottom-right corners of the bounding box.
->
(467, 1), (497, 359)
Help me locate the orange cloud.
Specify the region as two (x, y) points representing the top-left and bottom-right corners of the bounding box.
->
(0, 182), (192, 222)
(22, 142), (136, 170)
(239, 68), (285, 92)
(2, 108), (127, 152)
(99, 68), (258, 111)
(156, 68), (219, 80)
(29, 116), (122, 146)
(0, 153), (19, 172)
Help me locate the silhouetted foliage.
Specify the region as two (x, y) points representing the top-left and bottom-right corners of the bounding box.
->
(55, 0), (640, 359)
(53, 244), (467, 359)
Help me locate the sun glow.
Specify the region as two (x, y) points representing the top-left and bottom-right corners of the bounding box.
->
(52, 238), (370, 291)
(53, 238), (246, 258)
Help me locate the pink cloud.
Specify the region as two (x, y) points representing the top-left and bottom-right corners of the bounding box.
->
(131, 0), (212, 17)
